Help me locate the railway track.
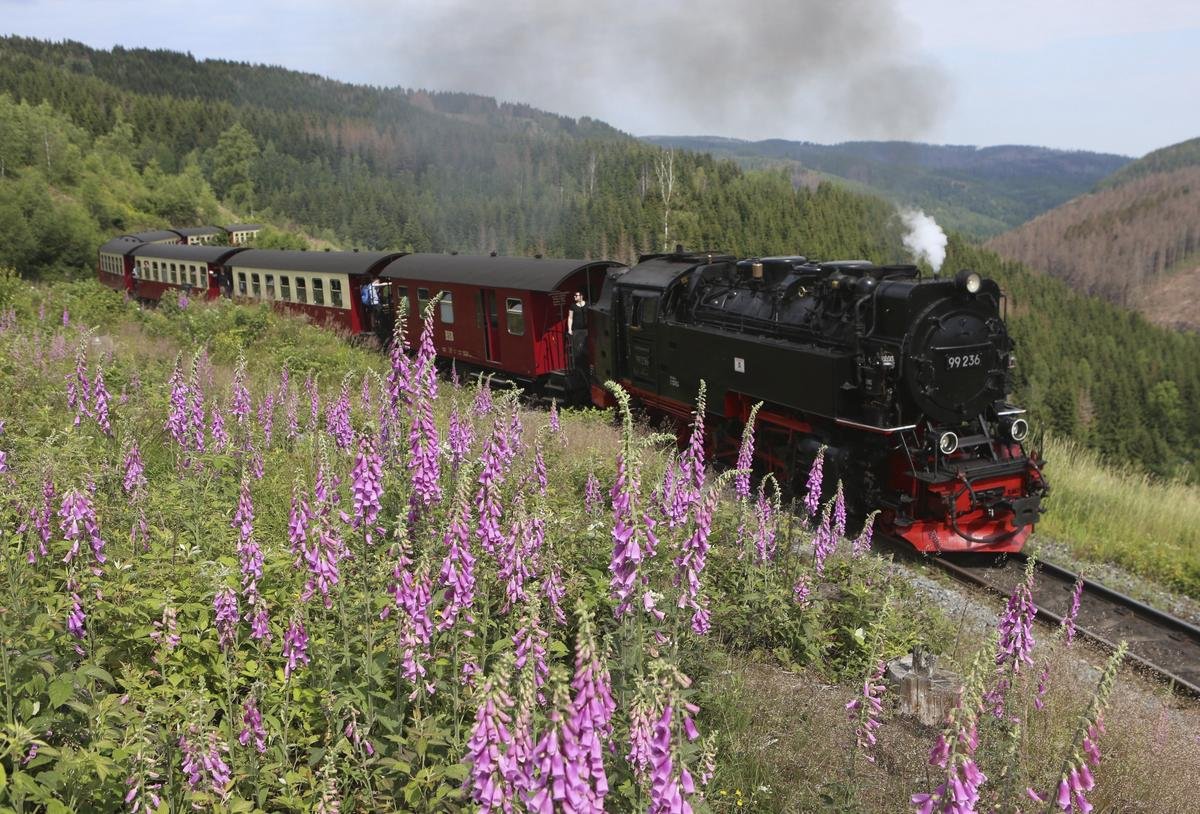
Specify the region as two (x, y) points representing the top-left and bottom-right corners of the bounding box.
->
(921, 550), (1200, 697)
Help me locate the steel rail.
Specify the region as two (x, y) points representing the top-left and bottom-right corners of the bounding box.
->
(922, 550), (1200, 697)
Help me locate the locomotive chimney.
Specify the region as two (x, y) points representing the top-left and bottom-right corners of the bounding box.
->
(752, 261), (763, 280)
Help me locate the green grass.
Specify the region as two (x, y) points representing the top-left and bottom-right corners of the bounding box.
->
(1038, 435), (1200, 597)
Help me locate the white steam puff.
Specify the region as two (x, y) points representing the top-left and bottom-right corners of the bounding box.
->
(900, 209), (947, 273)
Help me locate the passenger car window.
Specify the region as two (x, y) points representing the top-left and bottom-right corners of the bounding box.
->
(440, 291), (454, 324)
(312, 278), (325, 306)
(330, 279), (343, 308)
(505, 298), (524, 335)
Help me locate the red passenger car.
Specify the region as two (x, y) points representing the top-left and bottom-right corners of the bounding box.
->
(379, 253), (623, 395)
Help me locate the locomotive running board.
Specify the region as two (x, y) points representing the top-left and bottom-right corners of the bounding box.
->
(834, 418), (917, 435)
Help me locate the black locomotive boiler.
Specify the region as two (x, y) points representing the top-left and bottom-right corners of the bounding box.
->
(588, 250), (1047, 553)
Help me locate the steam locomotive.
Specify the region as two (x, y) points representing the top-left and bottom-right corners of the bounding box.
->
(590, 250), (1046, 553)
(98, 235), (1046, 553)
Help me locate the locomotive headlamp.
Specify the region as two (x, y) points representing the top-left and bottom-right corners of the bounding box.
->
(956, 269), (982, 294)
(1004, 417), (1029, 442)
(938, 431), (959, 455)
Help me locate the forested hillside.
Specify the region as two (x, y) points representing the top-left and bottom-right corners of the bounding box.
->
(2, 36), (1199, 478)
(949, 237), (1200, 479)
(0, 36), (909, 266)
(986, 144), (1200, 330)
(644, 136), (1130, 239)
(1097, 136), (1200, 189)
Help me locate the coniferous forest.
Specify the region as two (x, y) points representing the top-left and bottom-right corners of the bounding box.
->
(1, 36), (1199, 480)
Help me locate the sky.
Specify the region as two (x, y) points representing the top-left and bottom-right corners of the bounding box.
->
(4, 0), (1200, 156)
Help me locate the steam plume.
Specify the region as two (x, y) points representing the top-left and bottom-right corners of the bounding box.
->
(900, 209), (947, 273)
(363, 0), (950, 141)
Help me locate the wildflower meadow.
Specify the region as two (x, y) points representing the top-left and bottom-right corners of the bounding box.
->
(0, 274), (1194, 813)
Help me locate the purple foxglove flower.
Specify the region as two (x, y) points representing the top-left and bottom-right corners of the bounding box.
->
(734, 403), (761, 500)
(610, 453), (658, 618)
(648, 704), (697, 813)
(848, 661), (887, 762)
(62, 309), (69, 326)
(91, 365), (112, 436)
(67, 585), (87, 641)
(474, 416), (509, 555)
(543, 567), (567, 626)
(572, 603), (616, 743)
(350, 434), (384, 543)
(28, 478), (55, 563)
(548, 398), (560, 433)
(230, 358), (251, 425)
(473, 380), (493, 416)
(150, 605), (181, 651)
(67, 342), (92, 425)
(233, 477), (262, 600)
(124, 748), (164, 814)
(209, 400), (229, 452)
(793, 575), (812, 608)
(393, 565), (434, 695)
(360, 371), (373, 416)
(257, 390), (276, 449)
(811, 503), (835, 576)
(239, 695), (267, 753)
(674, 485), (717, 624)
(122, 441), (146, 496)
(130, 507), (149, 552)
(626, 698), (655, 781)
(498, 510), (536, 612)
(249, 596), (271, 641)
(282, 618), (311, 678)
(305, 375), (320, 432)
(832, 481), (847, 540)
(448, 406), (473, 469)
(533, 443), (547, 496)
(282, 387), (299, 444)
(288, 480), (311, 566)
(752, 491), (777, 565)
(1063, 576), (1083, 646)
(987, 567), (1037, 716)
(852, 511), (878, 556)
(165, 359), (190, 447)
(512, 606), (550, 692)
(584, 471), (602, 515)
(437, 491), (476, 631)
(407, 380), (443, 513)
(179, 726), (231, 802)
(326, 377), (354, 450)
(465, 668), (516, 811)
(1034, 660), (1051, 711)
(301, 523), (344, 609)
(213, 588), (239, 651)
(59, 488), (104, 565)
(804, 446), (826, 518)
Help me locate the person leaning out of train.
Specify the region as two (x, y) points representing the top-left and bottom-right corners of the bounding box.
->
(567, 290), (586, 334)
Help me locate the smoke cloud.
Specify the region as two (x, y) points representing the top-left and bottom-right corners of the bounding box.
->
(900, 209), (947, 272)
(360, 0), (950, 141)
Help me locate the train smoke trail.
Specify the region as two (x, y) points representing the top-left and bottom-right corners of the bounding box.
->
(900, 209), (947, 273)
(361, 0), (951, 141)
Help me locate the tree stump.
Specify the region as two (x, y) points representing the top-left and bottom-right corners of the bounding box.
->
(886, 646), (961, 727)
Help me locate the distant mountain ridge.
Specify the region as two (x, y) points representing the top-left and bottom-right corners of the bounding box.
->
(643, 135), (1131, 238)
(1096, 136), (1200, 190)
(986, 136), (1200, 331)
